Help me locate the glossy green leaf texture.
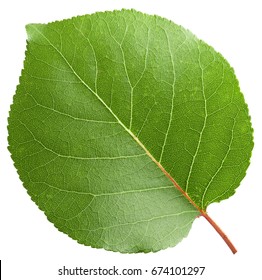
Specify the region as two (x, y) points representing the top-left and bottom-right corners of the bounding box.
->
(8, 9), (253, 253)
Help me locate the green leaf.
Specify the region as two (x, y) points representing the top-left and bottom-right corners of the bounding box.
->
(8, 9), (253, 253)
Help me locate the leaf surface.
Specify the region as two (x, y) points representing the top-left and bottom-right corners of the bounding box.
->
(8, 9), (253, 253)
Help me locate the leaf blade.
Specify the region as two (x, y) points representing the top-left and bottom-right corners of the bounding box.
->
(8, 9), (253, 253)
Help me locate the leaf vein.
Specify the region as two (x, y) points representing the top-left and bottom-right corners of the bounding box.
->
(200, 113), (238, 208)
(159, 30), (176, 163)
(185, 42), (208, 192)
(77, 210), (197, 232)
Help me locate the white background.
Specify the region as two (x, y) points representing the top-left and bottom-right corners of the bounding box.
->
(0, 0), (261, 279)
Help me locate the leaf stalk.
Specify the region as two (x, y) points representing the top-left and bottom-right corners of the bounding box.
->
(201, 210), (237, 254)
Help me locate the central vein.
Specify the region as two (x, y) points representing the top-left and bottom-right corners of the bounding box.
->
(32, 25), (201, 214)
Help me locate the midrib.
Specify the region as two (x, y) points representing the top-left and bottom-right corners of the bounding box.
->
(32, 24), (201, 212)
